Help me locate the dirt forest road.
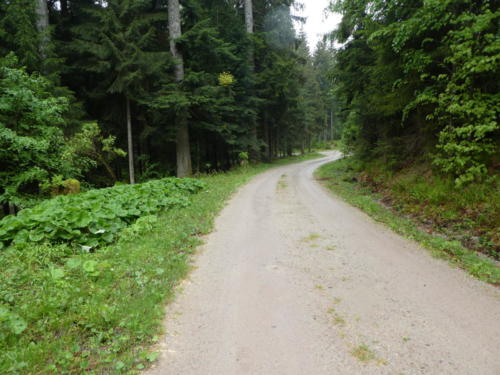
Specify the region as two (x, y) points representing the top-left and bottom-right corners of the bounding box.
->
(146, 152), (500, 375)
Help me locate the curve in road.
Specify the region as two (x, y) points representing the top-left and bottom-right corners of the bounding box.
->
(146, 152), (500, 375)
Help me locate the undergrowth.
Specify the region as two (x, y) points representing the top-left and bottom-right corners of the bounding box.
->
(0, 152), (322, 374)
(316, 157), (500, 285)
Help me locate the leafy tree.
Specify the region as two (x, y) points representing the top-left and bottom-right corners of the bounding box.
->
(63, 122), (126, 183)
(0, 54), (73, 207)
(329, 0), (499, 183)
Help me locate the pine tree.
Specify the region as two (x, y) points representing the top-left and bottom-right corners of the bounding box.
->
(0, 0), (40, 71)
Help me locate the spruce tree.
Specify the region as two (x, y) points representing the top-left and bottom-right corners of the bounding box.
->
(70, 0), (168, 183)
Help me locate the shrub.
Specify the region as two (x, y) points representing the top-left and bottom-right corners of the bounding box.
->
(0, 178), (205, 251)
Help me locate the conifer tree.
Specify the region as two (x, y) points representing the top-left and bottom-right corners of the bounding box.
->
(0, 0), (40, 71)
(70, 0), (168, 184)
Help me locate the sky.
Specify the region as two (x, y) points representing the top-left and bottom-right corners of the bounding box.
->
(294, 1), (342, 51)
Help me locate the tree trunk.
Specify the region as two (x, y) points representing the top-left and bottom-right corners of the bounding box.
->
(244, 0), (260, 161)
(169, 0), (192, 177)
(330, 109), (334, 140)
(176, 120), (192, 177)
(35, 0), (49, 58)
(126, 97), (135, 184)
(244, 0), (254, 34)
(60, 0), (68, 16)
(263, 118), (271, 162)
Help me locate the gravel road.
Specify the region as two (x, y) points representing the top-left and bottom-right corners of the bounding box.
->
(146, 152), (500, 375)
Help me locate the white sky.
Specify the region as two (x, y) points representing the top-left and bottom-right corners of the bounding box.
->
(294, 1), (342, 51)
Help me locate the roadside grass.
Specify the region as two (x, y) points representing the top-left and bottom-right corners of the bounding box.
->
(0, 152), (323, 374)
(315, 157), (500, 285)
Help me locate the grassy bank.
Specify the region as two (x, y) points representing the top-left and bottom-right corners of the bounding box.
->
(0, 153), (323, 374)
(315, 157), (500, 285)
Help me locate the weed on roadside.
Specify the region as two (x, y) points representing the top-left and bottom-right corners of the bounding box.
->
(351, 344), (376, 363)
(302, 233), (321, 242)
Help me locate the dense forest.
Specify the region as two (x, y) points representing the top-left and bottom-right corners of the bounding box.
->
(329, 0), (499, 186)
(0, 0), (335, 211)
(2, 0), (497, 212)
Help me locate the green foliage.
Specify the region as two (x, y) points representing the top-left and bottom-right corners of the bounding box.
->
(0, 178), (205, 251)
(330, 0), (499, 184)
(41, 176), (81, 197)
(63, 122), (126, 182)
(218, 72), (236, 86)
(70, 0), (168, 101)
(0, 54), (72, 207)
(0, 0), (41, 72)
(430, 4), (499, 185)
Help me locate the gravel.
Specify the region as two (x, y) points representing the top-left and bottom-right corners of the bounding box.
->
(145, 152), (500, 375)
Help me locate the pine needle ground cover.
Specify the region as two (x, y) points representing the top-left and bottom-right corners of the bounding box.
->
(316, 157), (500, 285)
(0, 153), (322, 374)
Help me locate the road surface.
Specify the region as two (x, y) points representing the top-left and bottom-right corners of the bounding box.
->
(146, 152), (500, 375)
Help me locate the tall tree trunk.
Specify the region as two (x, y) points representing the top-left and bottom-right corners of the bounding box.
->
(244, 0), (259, 160)
(126, 97), (135, 184)
(35, 0), (49, 58)
(244, 0), (254, 34)
(169, 0), (192, 177)
(60, 0), (68, 16)
(330, 109), (334, 140)
(263, 117), (271, 162)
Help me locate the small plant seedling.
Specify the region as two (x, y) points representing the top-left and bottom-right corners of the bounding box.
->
(302, 233), (321, 242)
(333, 315), (346, 326)
(327, 305), (346, 326)
(376, 358), (388, 366)
(402, 336), (411, 343)
(325, 245), (336, 251)
(351, 344), (376, 363)
(277, 174), (288, 189)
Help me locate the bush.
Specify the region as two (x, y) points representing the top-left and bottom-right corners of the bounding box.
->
(0, 178), (205, 251)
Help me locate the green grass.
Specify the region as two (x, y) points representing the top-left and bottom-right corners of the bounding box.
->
(316, 157), (500, 285)
(0, 152), (322, 374)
